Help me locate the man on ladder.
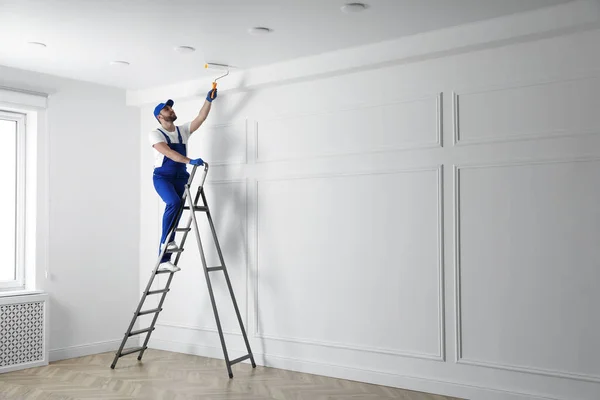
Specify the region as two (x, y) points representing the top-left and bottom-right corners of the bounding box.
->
(148, 88), (217, 272)
(110, 85), (256, 377)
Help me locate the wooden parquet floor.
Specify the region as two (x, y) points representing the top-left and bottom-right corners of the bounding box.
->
(0, 349), (463, 400)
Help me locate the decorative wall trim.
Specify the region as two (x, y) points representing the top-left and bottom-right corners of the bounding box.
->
(254, 332), (443, 361)
(453, 157), (600, 383)
(437, 91), (444, 148)
(452, 92), (460, 146)
(452, 73), (600, 146)
(49, 339), (121, 362)
(155, 321), (242, 337)
(255, 93), (443, 163)
(453, 163), (463, 365)
(457, 358), (600, 384)
(258, 352), (563, 400)
(0, 86), (48, 109)
(149, 338), (563, 400)
(149, 338), (248, 364)
(254, 166), (445, 362)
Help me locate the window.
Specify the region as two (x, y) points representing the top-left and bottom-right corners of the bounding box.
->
(0, 111), (26, 291)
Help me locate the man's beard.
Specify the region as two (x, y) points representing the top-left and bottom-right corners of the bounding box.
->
(165, 115), (177, 122)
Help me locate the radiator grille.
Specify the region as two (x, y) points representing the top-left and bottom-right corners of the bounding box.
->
(0, 301), (45, 367)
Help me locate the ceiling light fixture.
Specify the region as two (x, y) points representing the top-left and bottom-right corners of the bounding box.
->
(341, 2), (369, 13)
(248, 27), (272, 35)
(27, 41), (47, 48)
(110, 60), (130, 67)
(175, 45), (196, 53)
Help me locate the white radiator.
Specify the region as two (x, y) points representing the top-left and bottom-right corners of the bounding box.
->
(0, 293), (49, 373)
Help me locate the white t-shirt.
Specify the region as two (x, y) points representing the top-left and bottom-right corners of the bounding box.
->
(148, 122), (192, 168)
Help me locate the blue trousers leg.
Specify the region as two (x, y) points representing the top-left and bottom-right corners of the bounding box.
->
(153, 176), (187, 262)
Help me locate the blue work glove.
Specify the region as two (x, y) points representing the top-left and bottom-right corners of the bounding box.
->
(189, 158), (204, 166)
(206, 88), (217, 102)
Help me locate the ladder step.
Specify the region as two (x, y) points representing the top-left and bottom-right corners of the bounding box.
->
(230, 354), (251, 366)
(207, 266), (224, 272)
(129, 327), (154, 337)
(166, 248), (184, 254)
(120, 346), (146, 357)
(138, 308), (162, 316)
(183, 206), (208, 212)
(175, 228), (191, 232)
(148, 288), (170, 295)
(156, 269), (176, 275)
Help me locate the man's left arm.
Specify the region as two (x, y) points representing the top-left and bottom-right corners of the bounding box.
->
(190, 88), (217, 134)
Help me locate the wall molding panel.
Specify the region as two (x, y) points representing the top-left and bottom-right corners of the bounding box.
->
(453, 157), (600, 383)
(255, 93), (443, 163)
(253, 166), (445, 362)
(453, 74), (600, 146)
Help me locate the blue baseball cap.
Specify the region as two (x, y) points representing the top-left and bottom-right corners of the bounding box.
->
(153, 99), (174, 119)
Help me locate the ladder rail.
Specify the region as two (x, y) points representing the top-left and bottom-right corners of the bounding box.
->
(201, 189), (257, 369)
(184, 184), (234, 377)
(158, 164), (206, 264)
(135, 164), (209, 361)
(137, 270), (174, 360)
(110, 232), (173, 368)
(111, 164), (206, 369)
(137, 168), (208, 361)
(173, 188), (203, 265)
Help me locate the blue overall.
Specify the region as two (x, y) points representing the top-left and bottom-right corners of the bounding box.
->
(153, 127), (189, 263)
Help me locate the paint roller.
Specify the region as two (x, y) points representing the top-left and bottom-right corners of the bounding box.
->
(204, 62), (232, 99)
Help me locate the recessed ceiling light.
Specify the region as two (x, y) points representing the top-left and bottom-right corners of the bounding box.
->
(248, 27), (272, 35)
(27, 42), (47, 48)
(341, 2), (369, 13)
(175, 45), (196, 53)
(110, 60), (130, 67)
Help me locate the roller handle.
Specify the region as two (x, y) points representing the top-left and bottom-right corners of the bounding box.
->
(211, 82), (217, 99)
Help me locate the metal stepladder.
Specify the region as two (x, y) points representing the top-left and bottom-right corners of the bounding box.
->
(110, 163), (256, 378)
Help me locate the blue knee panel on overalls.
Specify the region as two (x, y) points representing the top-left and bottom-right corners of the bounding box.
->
(152, 127), (189, 262)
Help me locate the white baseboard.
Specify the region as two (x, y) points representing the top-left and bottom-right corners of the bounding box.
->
(0, 359), (48, 374)
(148, 339), (559, 400)
(49, 339), (124, 362)
(150, 338), (240, 362)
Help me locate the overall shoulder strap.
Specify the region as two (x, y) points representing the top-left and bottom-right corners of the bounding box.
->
(156, 128), (172, 144)
(176, 126), (183, 144)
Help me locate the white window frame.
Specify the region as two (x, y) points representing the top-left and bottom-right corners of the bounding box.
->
(0, 110), (26, 291)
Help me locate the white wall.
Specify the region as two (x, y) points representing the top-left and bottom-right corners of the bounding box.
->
(0, 65), (141, 360)
(131, 4), (600, 400)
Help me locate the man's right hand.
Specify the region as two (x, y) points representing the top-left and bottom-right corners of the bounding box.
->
(189, 158), (204, 166)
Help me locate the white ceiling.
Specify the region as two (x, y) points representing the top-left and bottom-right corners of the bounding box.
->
(0, 0), (574, 90)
